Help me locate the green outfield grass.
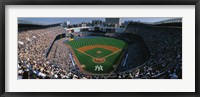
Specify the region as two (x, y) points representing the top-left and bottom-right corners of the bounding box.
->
(66, 37), (127, 74)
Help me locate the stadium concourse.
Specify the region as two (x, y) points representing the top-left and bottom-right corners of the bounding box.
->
(18, 22), (182, 79)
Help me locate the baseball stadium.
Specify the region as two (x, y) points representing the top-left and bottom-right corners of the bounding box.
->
(18, 18), (182, 79)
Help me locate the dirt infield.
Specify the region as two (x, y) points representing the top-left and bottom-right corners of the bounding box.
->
(77, 45), (120, 52)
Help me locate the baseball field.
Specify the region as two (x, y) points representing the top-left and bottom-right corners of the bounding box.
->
(66, 37), (127, 74)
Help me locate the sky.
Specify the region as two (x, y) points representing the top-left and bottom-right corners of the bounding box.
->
(18, 17), (175, 25)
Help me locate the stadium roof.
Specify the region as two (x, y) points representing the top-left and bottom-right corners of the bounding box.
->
(18, 19), (48, 26)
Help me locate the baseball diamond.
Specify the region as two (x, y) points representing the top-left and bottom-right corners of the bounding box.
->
(66, 37), (127, 74)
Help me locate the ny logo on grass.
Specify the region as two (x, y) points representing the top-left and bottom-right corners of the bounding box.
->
(95, 65), (103, 71)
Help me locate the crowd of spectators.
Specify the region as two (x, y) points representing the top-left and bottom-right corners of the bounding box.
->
(121, 23), (182, 79)
(18, 26), (75, 79)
